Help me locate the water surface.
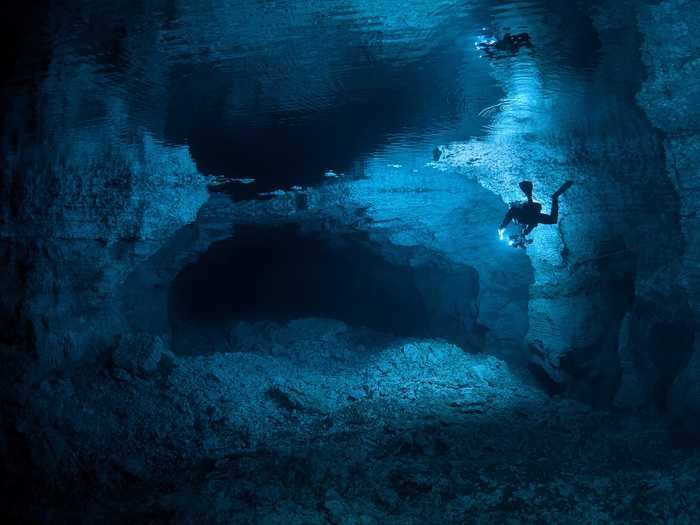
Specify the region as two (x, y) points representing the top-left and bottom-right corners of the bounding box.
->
(5, 0), (618, 198)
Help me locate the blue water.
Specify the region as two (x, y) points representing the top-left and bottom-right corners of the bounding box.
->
(8, 0), (608, 198)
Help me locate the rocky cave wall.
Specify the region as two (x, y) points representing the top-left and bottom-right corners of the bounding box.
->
(2, 3), (700, 502)
(435, 0), (698, 416)
(1, 0), (520, 370)
(0, 70), (209, 371)
(1, 0), (700, 520)
(637, 0), (700, 435)
(0, 0), (697, 420)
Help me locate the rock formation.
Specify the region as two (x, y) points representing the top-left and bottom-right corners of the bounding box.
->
(1, 0), (699, 522)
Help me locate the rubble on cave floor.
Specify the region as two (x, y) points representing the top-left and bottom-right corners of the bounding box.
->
(18, 319), (700, 523)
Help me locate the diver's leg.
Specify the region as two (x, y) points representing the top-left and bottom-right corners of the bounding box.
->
(537, 193), (559, 224)
(540, 181), (573, 224)
(538, 212), (555, 224)
(550, 194), (560, 223)
(537, 196), (559, 225)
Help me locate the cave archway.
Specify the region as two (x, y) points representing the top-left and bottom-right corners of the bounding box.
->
(168, 223), (484, 354)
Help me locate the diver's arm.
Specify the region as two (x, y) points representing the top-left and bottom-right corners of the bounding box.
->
(499, 208), (514, 231)
(498, 209), (514, 240)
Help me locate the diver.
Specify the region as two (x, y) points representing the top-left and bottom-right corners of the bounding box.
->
(498, 180), (573, 248)
(478, 32), (533, 56)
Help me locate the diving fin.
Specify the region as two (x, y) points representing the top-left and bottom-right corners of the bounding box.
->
(553, 180), (574, 198)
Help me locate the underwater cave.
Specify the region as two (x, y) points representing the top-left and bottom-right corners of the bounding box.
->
(2, 0), (700, 523)
(169, 223), (483, 353)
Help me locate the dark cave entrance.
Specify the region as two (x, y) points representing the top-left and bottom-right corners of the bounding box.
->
(168, 223), (483, 354)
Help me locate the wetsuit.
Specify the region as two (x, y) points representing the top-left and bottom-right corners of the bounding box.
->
(499, 194), (560, 235)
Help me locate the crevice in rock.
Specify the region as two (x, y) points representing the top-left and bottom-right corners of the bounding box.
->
(649, 318), (695, 408)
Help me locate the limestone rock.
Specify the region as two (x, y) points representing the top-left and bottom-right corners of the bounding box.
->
(112, 333), (172, 377)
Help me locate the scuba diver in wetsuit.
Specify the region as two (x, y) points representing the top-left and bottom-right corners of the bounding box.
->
(498, 180), (574, 248)
(478, 32), (534, 56)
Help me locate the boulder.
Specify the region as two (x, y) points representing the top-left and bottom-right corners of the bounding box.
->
(111, 333), (173, 377)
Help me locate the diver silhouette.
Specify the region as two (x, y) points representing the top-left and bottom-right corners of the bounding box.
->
(478, 32), (534, 57)
(498, 180), (573, 248)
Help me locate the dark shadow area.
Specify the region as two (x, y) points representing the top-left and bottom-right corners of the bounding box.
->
(527, 360), (563, 397)
(560, 243), (636, 407)
(649, 318), (695, 409)
(164, 48), (497, 199)
(169, 223), (484, 354)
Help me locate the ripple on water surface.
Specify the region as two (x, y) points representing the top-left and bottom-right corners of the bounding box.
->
(9, 0), (621, 196)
